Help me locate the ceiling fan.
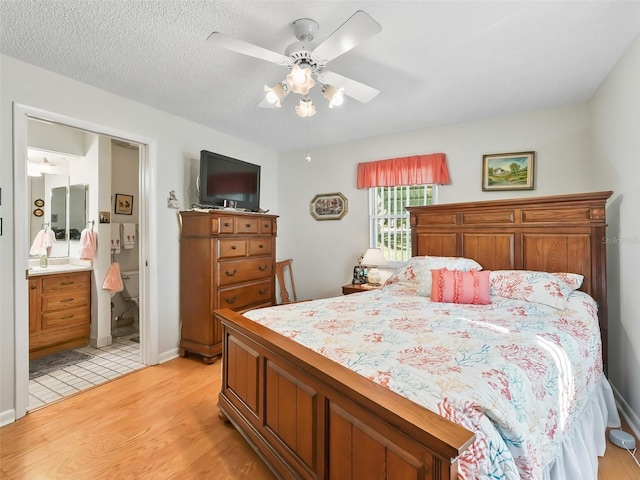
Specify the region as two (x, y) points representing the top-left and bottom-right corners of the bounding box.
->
(207, 10), (382, 117)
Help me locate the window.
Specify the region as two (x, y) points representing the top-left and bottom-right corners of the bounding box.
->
(369, 185), (437, 265)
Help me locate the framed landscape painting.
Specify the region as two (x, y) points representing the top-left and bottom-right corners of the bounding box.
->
(482, 151), (535, 191)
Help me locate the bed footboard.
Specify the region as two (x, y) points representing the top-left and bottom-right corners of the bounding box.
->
(215, 309), (474, 480)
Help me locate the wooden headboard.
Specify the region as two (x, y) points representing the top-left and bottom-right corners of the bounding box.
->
(407, 190), (613, 372)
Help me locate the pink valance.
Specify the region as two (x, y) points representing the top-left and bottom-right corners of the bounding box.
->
(356, 153), (451, 189)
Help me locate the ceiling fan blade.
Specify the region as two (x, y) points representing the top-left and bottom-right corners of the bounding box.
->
(316, 70), (379, 103)
(312, 10), (382, 63)
(207, 32), (292, 66)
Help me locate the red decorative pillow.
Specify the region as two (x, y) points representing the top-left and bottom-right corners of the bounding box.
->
(430, 268), (491, 305)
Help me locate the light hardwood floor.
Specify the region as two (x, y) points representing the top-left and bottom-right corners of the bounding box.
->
(1, 357), (638, 479)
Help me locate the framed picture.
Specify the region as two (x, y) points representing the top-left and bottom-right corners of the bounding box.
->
(482, 151), (535, 191)
(114, 193), (134, 215)
(310, 192), (348, 220)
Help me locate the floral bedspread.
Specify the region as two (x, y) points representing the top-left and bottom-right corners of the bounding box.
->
(244, 284), (604, 480)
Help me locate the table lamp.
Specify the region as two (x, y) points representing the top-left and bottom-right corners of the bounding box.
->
(361, 248), (387, 286)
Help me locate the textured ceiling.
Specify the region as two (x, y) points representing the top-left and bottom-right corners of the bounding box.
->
(1, 1), (640, 153)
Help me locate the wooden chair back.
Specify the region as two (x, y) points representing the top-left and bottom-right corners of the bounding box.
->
(275, 259), (298, 304)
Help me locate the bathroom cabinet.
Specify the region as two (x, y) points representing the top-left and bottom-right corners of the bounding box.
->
(29, 270), (91, 359)
(179, 210), (278, 363)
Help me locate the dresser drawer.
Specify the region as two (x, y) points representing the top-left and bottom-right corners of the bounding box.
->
(217, 280), (272, 311)
(42, 291), (90, 311)
(42, 306), (90, 330)
(218, 258), (272, 287)
(248, 238), (272, 256)
(42, 271), (90, 294)
(259, 219), (274, 235)
(217, 218), (235, 234)
(219, 239), (247, 258)
(237, 218), (259, 234)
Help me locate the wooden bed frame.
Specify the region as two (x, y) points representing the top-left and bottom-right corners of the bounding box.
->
(214, 191), (612, 480)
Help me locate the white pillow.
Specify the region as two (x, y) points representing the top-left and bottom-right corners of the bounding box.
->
(385, 256), (483, 297)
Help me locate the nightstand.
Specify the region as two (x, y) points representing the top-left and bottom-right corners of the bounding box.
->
(342, 283), (382, 295)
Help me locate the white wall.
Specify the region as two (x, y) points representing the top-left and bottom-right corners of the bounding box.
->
(590, 32), (640, 436)
(277, 104), (593, 300)
(111, 143), (140, 273)
(0, 55), (279, 423)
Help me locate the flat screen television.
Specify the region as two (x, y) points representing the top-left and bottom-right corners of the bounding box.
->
(198, 150), (261, 211)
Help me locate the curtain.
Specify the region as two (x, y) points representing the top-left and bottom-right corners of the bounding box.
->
(356, 153), (450, 189)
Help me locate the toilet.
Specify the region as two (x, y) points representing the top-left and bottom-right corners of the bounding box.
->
(120, 270), (139, 306)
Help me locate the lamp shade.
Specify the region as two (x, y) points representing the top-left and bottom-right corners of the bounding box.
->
(322, 85), (344, 108)
(287, 65), (315, 95)
(361, 248), (387, 267)
(264, 82), (289, 108)
(295, 97), (316, 117)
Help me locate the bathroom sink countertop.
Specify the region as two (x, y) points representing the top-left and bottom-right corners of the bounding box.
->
(28, 264), (92, 277)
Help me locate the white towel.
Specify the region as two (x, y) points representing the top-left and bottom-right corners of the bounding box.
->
(110, 223), (121, 253)
(122, 223), (136, 250)
(30, 228), (56, 256)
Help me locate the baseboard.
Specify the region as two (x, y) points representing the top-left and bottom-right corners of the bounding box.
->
(611, 383), (640, 438)
(90, 334), (112, 348)
(158, 347), (180, 364)
(0, 408), (16, 427)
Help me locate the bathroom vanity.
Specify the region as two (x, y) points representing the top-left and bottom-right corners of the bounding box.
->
(28, 268), (91, 359)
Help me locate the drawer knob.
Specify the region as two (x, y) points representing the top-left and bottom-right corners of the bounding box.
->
(225, 269), (237, 277)
(224, 222), (231, 227)
(246, 223), (251, 228)
(258, 244), (264, 249)
(231, 245), (237, 250)
(224, 295), (237, 304)
(258, 289), (268, 296)
(258, 265), (268, 272)
(31, 285), (36, 290)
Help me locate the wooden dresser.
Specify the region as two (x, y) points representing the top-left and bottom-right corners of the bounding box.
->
(179, 210), (278, 363)
(29, 270), (91, 359)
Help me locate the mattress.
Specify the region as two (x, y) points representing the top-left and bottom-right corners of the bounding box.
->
(245, 282), (619, 479)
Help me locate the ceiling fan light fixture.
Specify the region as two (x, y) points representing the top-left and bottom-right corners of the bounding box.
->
(322, 85), (345, 108)
(295, 97), (316, 118)
(264, 82), (290, 107)
(287, 64), (315, 95)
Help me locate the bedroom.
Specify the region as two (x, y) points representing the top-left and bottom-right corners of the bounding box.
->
(0, 1), (639, 477)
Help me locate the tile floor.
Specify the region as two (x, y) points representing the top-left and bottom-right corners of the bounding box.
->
(28, 334), (145, 411)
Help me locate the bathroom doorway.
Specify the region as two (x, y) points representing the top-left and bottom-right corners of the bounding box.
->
(109, 140), (141, 342)
(13, 104), (158, 420)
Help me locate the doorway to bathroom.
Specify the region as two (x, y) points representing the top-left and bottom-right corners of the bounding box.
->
(109, 140), (141, 343)
(14, 104), (158, 420)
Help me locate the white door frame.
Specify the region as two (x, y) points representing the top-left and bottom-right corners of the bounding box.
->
(13, 103), (158, 420)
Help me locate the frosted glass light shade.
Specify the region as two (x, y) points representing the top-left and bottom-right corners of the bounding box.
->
(295, 98), (316, 117)
(286, 65), (315, 95)
(323, 85), (344, 108)
(264, 82), (289, 108)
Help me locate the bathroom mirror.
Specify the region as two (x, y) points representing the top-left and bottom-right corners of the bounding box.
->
(29, 177), (87, 258)
(69, 184), (87, 240)
(50, 186), (67, 240)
